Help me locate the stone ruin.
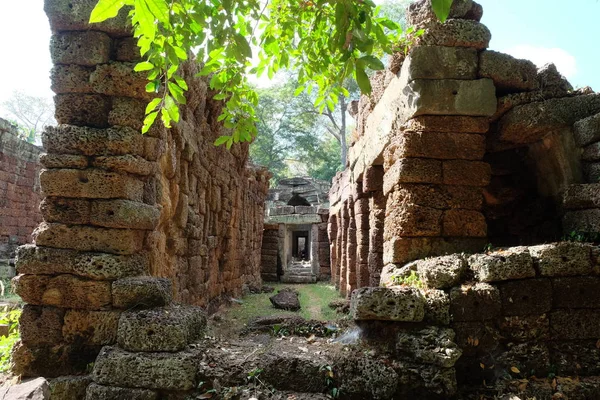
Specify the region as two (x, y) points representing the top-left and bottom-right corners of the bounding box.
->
(0, 118), (42, 279)
(261, 177), (331, 283)
(5, 0), (600, 398)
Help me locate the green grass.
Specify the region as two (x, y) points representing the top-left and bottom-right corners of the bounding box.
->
(227, 282), (344, 324)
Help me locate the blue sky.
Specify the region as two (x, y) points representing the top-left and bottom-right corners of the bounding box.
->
(0, 0), (598, 118)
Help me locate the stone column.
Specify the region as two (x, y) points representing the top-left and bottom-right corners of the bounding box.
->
(364, 166), (385, 286)
(353, 181), (370, 288)
(327, 214), (338, 283)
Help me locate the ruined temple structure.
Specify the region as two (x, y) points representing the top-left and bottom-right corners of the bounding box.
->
(261, 177), (331, 283)
(0, 118), (42, 278)
(7, 0), (600, 398)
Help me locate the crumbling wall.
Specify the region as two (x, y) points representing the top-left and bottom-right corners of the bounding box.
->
(0, 119), (42, 277)
(12, 0), (269, 379)
(329, 0), (600, 296)
(351, 241), (600, 399)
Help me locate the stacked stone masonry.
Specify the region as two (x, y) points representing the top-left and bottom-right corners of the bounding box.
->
(329, 0), (600, 296)
(12, 0), (269, 394)
(351, 241), (600, 398)
(0, 119), (42, 277)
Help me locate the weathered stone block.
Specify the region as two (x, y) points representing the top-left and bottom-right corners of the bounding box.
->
(552, 276), (600, 308)
(19, 305), (65, 346)
(498, 279), (552, 316)
(112, 276), (172, 309)
(16, 245), (148, 280)
(396, 326), (462, 368)
(574, 112), (600, 147)
(584, 162), (600, 183)
(40, 154), (88, 169)
(384, 201), (442, 237)
(392, 184), (482, 211)
(549, 340), (600, 376)
(469, 246), (535, 282)
(498, 94), (600, 145)
(44, 0), (132, 36)
(86, 384), (158, 400)
(108, 97), (146, 131)
(41, 197), (90, 225)
(115, 37), (143, 62)
(563, 209), (600, 234)
(383, 159), (442, 195)
(50, 375), (92, 400)
(402, 115), (489, 133)
(50, 32), (111, 66)
(452, 321), (500, 357)
(63, 310), (120, 345)
(424, 289), (450, 325)
(404, 79), (496, 118)
(33, 223), (145, 255)
(92, 155), (155, 176)
(407, 0), (474, 26)
(50, 65), (94, 94)
(443, 160), (491, 186)
(497, 314), (550, 342)
(92, 346), (203, 390)
(55, 93), (111, 127)
(415, 254), (467, 289)
(529, 242), (593, 276)
(383, 236), (485, 265)
(117, 305), (206, 352)
(363, 166), (384, 192)
(12, 341), (100, 378)
(350, 286), (425, 322)
(43, 125), (146, 158)
(387, 132), (485, 160)
(550, 310), (600, 340)
(14, 274), (112, 310)
(442, 209), (487, 237)
(416, 19), (491, 50)
(583, 142), (600, 161)
(403, 45), (478, 81)
(450, 283), (501, 322)
(90, 200), (159, 230)
(90, 62), (149, 99)
(479, 50), (538, 92)
(563, 183), (600, 209)
(40, 169), (144, 201)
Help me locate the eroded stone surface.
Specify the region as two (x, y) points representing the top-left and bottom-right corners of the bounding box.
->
(350, 286), (425, 321)
(469, 247), (535, 282)
(415, 254), (467, 289)
(529, 242), (593, 276)
(112, 276), (172, 309)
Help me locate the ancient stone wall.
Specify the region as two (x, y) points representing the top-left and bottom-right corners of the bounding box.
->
(329, 0), (600, 296)
(0, 118), (42, 277)
(12, 0), (269, 380)
(351, 241), (600, 399)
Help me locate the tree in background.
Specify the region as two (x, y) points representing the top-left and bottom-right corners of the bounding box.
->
(2, 91), (55, 144)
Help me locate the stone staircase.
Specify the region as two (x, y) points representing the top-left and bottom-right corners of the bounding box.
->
(281, 261), (317, 283)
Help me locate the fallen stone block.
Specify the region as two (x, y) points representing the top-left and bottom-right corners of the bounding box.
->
(350, 286), (425, 321)
(117, 305), (206, 352)
(468, 246), (535, 282)
(270, 287), (301, 311)
(0, 377), (50, 400)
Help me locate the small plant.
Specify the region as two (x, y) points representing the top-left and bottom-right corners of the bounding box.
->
(562, 230), (600, 243)
(0, 307), (21, 372)
(392, 271), (423, 289)
(320, 364), (340, 398)
(483, 243), (496, 253)
(245, 367), (273, 396)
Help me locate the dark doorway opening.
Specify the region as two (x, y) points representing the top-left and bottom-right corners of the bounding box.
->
(292, 231), (310, 260)
(288, 193), (311, 207)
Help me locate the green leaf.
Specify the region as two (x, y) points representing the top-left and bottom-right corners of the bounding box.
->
(134, 61), (154, 72)
(234, 34), (252, 59)
(214, 135), (231, 146)
(293, 86), (304, 96)
(142, 111), (158, 134)
(145, 98), (161, 114)
(358, 55), (384, 71)
(89, 0), (125, 23)
(168, 82), (187, 104)
(431, 0), (453, 23)
(355, 64), (371, 94)
(144, 0), (169, 24)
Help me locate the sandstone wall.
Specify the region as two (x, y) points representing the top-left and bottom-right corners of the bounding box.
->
(329, 0), (600, 296)
(351, 241), (600, 399)
(12, 0), (269, 378)
(0, 119), (42, 276)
